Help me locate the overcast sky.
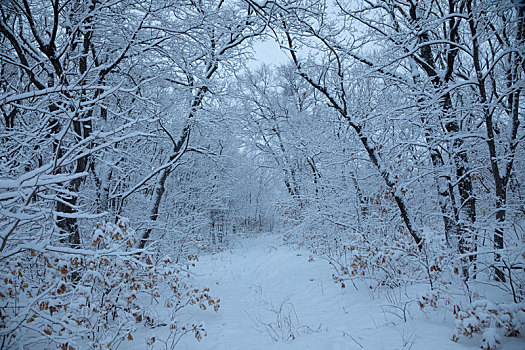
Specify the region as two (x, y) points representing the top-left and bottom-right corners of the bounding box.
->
(250, 38), (290, 68)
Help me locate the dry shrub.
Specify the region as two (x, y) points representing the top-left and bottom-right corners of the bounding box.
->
(0, 219), (219, 349)
(452, 300), (525, 349)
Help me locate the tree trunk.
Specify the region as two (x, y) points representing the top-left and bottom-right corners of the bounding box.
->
(138, 165), (171, 250)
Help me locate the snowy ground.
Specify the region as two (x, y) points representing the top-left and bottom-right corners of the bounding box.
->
(132, 234), (525, 349)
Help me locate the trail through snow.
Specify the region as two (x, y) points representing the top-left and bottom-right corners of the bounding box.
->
(133, 234), (524, 349)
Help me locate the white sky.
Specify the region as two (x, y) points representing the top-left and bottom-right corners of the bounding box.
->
(250, 38), (290, 68)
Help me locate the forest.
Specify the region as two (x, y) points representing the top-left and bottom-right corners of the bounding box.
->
(0, 0), (524, 349)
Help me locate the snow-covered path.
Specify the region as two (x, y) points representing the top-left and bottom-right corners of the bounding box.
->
(134, 234), (524, 349)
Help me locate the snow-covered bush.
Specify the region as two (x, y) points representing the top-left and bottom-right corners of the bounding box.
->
(328, 231), (422, 290)
(452, 300), (525, 349)
(0, 219), (219, 349)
